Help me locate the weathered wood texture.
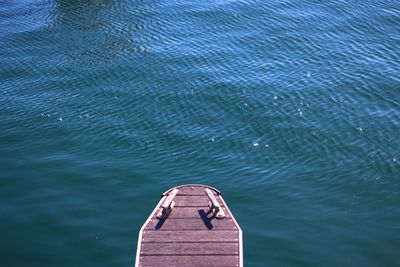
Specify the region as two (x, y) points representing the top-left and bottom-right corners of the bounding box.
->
(154, 206), (230, 219)
(141, 230), (239, 243)
(172, 196), (220, 207)
(138, 255), (239, 267)
(172, 186), (219, 196)
(141, 242), (238, 255)
(136, 185), (242, 267)
(145, 218), (237, 230)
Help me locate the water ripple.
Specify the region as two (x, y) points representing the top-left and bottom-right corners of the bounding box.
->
(1, 0), (400, 266)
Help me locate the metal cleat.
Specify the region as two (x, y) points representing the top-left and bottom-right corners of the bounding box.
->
(157, 189), (179, 219)
(205, 188), (226, 219)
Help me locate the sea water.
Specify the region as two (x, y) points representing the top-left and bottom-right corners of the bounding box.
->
(1, 0), (399, 266)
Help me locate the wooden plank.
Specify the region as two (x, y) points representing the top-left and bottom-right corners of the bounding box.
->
(173, 196), (225, 207)
(164, 207), (229, 219)
(140, 242), (238, 255)
(173, 196), (209, 207)
(141, 230), (239, 243)
(144, 218), (237, 231)
(138, 255), (239, 267)
(174, 187), (218, 196)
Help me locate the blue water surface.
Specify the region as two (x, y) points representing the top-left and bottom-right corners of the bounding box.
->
(1, 0), (399, 266)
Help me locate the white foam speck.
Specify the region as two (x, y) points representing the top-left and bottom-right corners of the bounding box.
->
(253, 142), (259, 147)
(298, 108), (303, 116)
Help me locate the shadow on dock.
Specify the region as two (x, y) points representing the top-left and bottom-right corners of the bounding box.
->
(155, 217), (166, 230)
(198, 209), (214, 230)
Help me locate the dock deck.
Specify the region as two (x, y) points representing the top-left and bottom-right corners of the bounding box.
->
(135, 184), (243, 267)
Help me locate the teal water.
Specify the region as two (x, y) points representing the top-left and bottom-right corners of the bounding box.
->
(1, 0), (400, 266)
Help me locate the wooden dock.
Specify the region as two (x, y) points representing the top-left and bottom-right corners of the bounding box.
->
(135, 184), (243, 267)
